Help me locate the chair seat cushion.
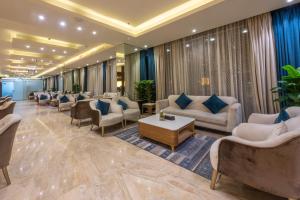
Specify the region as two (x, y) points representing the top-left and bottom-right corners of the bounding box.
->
(60, 95), (69, 103)
(202, 94), (228, 114)
(124, 109), (140, 118)
(175, 93), (192, 109)
(96, 100), (110, 115)
(118, 99), (128, 110)
(100, 113), (123, 126)
(77, 94), (85, 101)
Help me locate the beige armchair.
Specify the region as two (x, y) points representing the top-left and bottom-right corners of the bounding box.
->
(89, 99), (124, 136)
(57, 94), (75, 111)
(0, 114), (22, 185)
(38, 93), (50, 105)
(70, 100), (92, 127)
(113, 96), (140, 126)
(210, 108), (300, 200)
(0, 101), (16, 120)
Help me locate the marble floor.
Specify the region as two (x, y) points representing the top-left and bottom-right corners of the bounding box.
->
(0, 101), (284, 200)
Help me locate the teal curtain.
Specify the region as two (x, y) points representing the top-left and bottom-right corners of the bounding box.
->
(83, 67), (88, 92)
(103, 61), (107, 93)
(140, 48), (155, 80)
(272, 3), (300, 79)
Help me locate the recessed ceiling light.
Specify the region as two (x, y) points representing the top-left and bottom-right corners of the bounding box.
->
(166, 49), (171, 52)
(144, 45), (148, 48)
(210, 37), (215, 42)
(59, 21), (66, 27)
(110, 56), (113, 59)
(134, 48), (138, 51)
(38, 15), (45, 21)
(25, 45), (30, 49)
(52, 49), (56, 52)
(63, 50), (67, 54)
(92, 31), (97, 35)
(242, 29), (248, 34)
(96, 60), (99, 63)
(287, 0), (294, 2)
(185, 44), (190, 48)
(86, 64), (89, 66)
(40, 47), (44, 51)
(192, 29), (197, 33)
(77, 26), (83, 31)
(41, 59), (44, 62)
(21, 57), (24, 60)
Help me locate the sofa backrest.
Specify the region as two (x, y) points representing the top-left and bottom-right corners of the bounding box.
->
(168, 95), (237, 112)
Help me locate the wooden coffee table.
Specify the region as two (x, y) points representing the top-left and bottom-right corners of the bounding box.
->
(138, 114), (195, 151)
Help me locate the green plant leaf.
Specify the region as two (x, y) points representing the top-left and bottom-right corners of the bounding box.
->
(282, 65), (300, 78)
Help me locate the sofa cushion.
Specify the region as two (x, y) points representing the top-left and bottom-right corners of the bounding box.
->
(202, 94), (228, 114)
(274, 109), (290, 123)
(117, 99), (128, 110)
(162, 107), (227, 126)
(96, 100), (110, 115)
(285, 116), (300, 131)
(60, 95), (69, 103)
(175, 93), (192, 109)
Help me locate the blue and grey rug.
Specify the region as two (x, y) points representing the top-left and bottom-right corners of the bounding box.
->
(115, 126), (217, 179)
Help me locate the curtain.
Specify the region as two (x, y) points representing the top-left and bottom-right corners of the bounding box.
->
(74, 69), (80, 85)
(272, 3), (300, 79)
(71, 70), (74, 89)
(140, 48), (155, 80)
(125, 52), (140, 99)
(154, 20), (257, 119)
(64, 71), (73, 92)
(82, 67), (88, 92)
(247, 13), (278, 114)
(106, 59), (117, 92)
(94, 63), (103, 95)
(87, 66), (97, 96)
(79, 68), (84, 91)
(103, 61), (106, 93)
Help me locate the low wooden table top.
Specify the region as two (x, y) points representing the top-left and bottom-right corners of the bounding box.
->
(138, 114), (195, 131)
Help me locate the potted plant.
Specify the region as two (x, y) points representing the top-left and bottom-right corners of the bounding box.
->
(272, 65), (300, 107)
(134, 80), (155, 102)
(72, 84), (80, 94)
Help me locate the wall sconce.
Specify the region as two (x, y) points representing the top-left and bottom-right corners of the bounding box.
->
(200, 77), (210, 86)
(117, 81), (122, 88)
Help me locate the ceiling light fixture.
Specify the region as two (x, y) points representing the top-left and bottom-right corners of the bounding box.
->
(25, 45), (31, 49)
(38, 15), (45, 21)
(144, 45), (148, 48)
(96, 60), (99, 63)
(52, 49), (56, 52)
(21, 57), (24, 60)
(186, 44), (190, 48)
(110, 56), (113, 59)
(287, 0), (294, 2)
(134, 48), (138, 51)
(210, 37), (215, 42)
(166, 49), (171, 52)
(63, 50), (67, 54)
(59, 21), (66, 27)
(40, 47), (44, 51)
(92, 31), (97, 35)
(242, 29), (248, 34)
(192, 29), (197, 33)
(77, 26), (83, 31)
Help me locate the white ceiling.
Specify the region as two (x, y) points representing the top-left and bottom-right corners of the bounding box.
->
(0, 0), (298, 77)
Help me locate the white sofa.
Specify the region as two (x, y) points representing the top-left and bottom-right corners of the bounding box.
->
(156, 95), (242, 132)
(89, 99), (124, 136)
(57, 94), (75, 111)
(113, 96), (140, 126)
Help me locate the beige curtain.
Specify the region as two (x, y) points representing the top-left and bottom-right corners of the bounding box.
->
(74, 69), (80, 85)
(247, 13), (278, 114)
(87, 66), (97, 96)
(63, 71), (72, 92)
(154, 20), (257, 119)
(125, 52), (140, 99)
(79, 68), (84, 91)
(154, 45), (165, 100)
(94, 63), (103, 95)
(106, 59), (117, 92)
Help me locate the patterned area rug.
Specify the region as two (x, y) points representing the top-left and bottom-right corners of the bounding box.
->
(115, 126), (217, 179)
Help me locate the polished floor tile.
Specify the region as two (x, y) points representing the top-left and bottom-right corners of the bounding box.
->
(0, 101), (283, 200)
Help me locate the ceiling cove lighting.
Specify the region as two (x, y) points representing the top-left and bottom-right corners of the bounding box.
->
(40, 0), (224, 37)
(9, 31), (83, 49)
(32, 43), (112, 78)
(8, 49), (64, 60)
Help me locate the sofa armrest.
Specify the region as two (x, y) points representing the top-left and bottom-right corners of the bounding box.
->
(248, 113), (278, 124)
(232, 122), (287, 141)
(91, 109), (101, 126)
(227, 103), (242, 132)
(127, 101), (139, 109)
(156, 99), (169, 113)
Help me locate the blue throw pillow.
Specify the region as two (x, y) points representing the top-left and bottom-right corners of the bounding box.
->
(175, 93), (192, 109)
(77, 94), (85, 101)
(60, 95), (69, 103)
(96, 100), (110, 115)
(40, 94), (48, 100)
(117, 100), (128, 110)
(274, 109), (290, 123)
(203, 94), (228, 114)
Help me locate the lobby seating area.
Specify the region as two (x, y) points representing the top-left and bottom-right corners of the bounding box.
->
(0, 0), (300, 200)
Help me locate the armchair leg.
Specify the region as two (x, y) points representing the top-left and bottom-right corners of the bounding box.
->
(2, 167), (11, 185)
(210, 169), (219, 190)
(71, 118), (73, 124)
(101, 127), (105, 137)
